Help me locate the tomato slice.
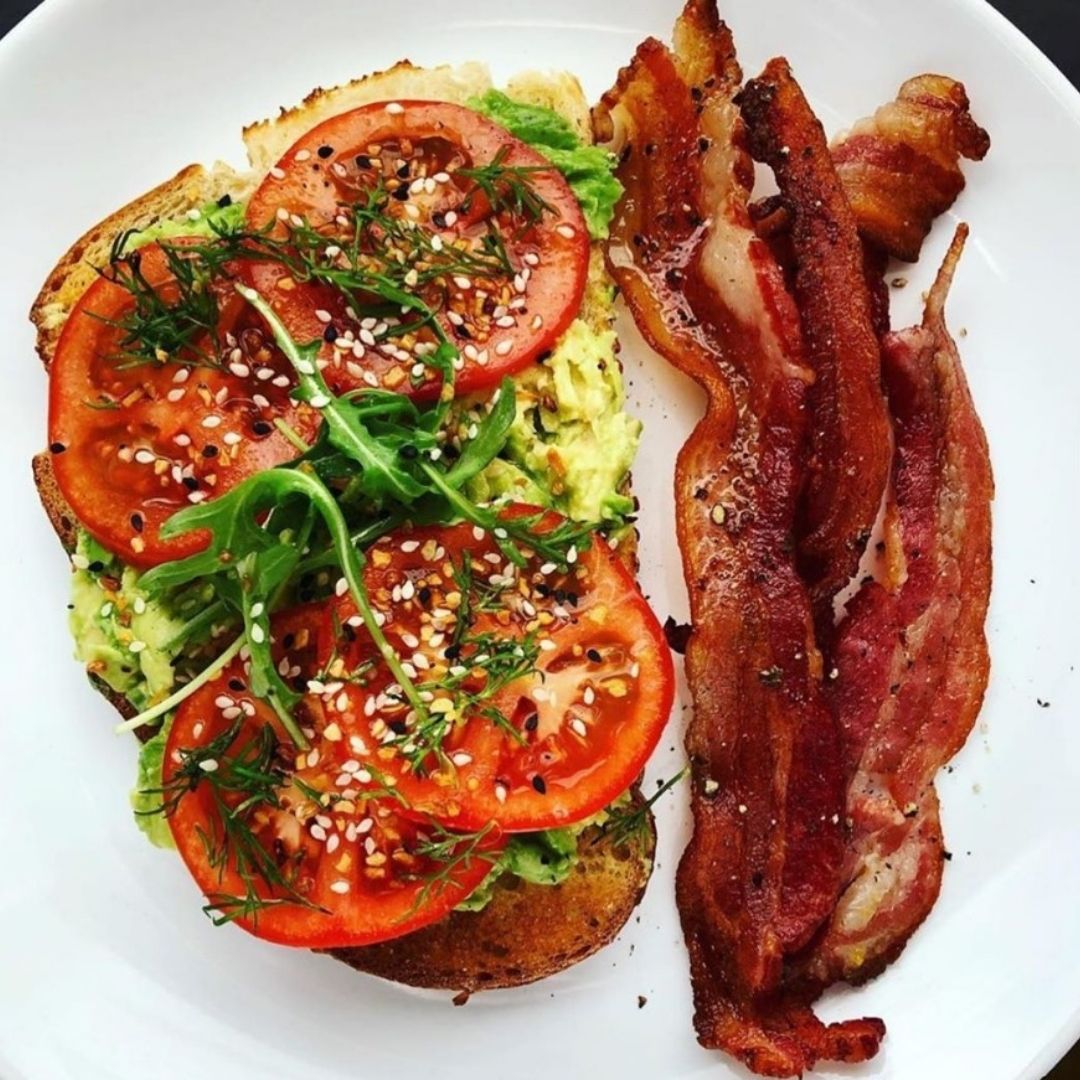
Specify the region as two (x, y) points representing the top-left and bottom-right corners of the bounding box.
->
(47, 242), (319, 567)
(243, 100), (589, 400)
(274, 509), (675, 832)
(165, 649), (501, 948)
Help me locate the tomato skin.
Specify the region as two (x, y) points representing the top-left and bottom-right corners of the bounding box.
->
(47, 242), (317, 568)
(165, 664), (501, 949)
(243, 100), (589, 400)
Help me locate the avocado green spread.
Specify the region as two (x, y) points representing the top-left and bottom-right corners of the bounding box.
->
(69, 90), (640, 889)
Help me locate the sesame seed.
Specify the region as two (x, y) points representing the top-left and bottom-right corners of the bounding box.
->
(570, 717), (587, 737)
(187, 491), (207, 504)
(201, 415), (222, 429)
(583, 687), (595, 705)
(453, 275), (472, 291)
(495, 783), (507, 803)
(270, 166), (286, 180)
(444, 211), (458, 226)
(311, 823), (327, 841)
(272, 375), (290, 388)
(495, 340), (513, 357)
(540, 562), (557, 576)
(134, 449), (156, 464)
(276, 207), (290, 222)
(451, 752), (473, 767)
(129, 640), (147, 653)
(385, 102), (405, 115)
(223, 431), (242, 446)
(252, 394), (270, 408)
(326, 833), (340, 854)
(166, 388), (185, 403)
(306, 749), (320, 768)
(330, 881), (350, 895)
(531, 315), (544, 331)
(295, 148), (311, 162)
(199, 758), (219, 772)
(556, 223), (576, 239)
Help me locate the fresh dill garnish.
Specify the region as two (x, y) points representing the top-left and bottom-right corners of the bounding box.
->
(405, 820), (500, 918)
(458, 146), (556, 229)
(147, 719), (326, 926)
(593, 769), (688, 850)
(95, 236), (232, 369)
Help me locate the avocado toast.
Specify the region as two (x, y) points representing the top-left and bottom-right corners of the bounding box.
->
(32, 60), (672, 992)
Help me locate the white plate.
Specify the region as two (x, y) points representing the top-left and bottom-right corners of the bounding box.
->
(2, 1), (1078, 1077)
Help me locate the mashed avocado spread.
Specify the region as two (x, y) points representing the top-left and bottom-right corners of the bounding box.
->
(72, 92), (641, 888)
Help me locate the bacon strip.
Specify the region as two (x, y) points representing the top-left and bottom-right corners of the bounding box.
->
(738, 61), (892, 631)
(801, 226), (994, 986)
(599, 4), (881, 1073)
(832, 77), (990, 262)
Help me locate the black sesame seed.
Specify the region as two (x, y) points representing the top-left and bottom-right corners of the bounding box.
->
(432, 211), (447, 228)
(130, 513), (144, 533)
(228, 678), (246, 692)
(87, 560), (105, 574)
(253, 421), (273, 436)
(49, 442), (66, 454)
(216, 194), (232, 208)
(292, 676), (307, 692)
(355, 155), (372, 169)
(399, 444), (419, 460)
(531, 775), (547, 794)
(182, 476), (199, 491)
(202, 444), (218, 458)
(396, 164), (410, 179)
(524, 712), (539, 732)
(317, 145), (334, 159)
(392, 187), (410, 201)
(586, 648), (602, 663)
(343, 625), (357, 642)
(444, 643), (462, 660)
(323, 324), (338, 343)
(389, 720), (409, 736)
(418, 585), (432, 606)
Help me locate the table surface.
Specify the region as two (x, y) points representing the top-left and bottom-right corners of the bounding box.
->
(1, 0), (1077, 1077)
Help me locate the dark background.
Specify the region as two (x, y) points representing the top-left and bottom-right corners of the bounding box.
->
(1, 0), (1077, 1075)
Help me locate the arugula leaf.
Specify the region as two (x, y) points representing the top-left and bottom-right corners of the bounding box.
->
(444, 378), (517, 488)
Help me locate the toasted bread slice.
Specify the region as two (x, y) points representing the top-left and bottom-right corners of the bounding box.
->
(30, 61), (652, 994)
(329, 805), (654, 993)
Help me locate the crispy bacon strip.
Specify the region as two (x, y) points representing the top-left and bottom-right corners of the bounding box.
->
(738, 61), (892, 631)
(832, 77), (990, 262)
(802, 226), (994, 985)
(599, 4), (881, 1073)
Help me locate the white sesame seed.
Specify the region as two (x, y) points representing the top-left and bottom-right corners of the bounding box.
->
(187, 491), (208, 504)
(567, 545), (578, 565)
(430, 234), (444, 252)
(173, 367), (191, 383)
(330, 880), (351, 895)
(250, 624), (266, 644)
(332, 162), (348, 177)
(295, 148), (311, 162)
(214, 695), (233, 710)
(134, 449), (156, 464)
(272, 375), (290, 388)
(556, 223), (576, 239)
(198, 758), (219, 772)
(570, 717), (588, 737)
(326, 833), (341, 854)
(530, 315), (544, 331)
(334, 576), (349, 597)
(404, 203), (420, 220)
(385, 102), (405, 115)
(250, 601), (265, 618)
(451, 752), (473, 767)
(584, 687), (595, 705)
(276, 207), (290, 222)
(166, 388), (185, 403)
(129, 640), (147, 653)
(223, 431), (242, 446)
(228, 362), (251, 378)
(496, 315), (516, 329)
(306, 749), (320, 768)
(444, 211), (458, 227)
(453, 275), (472, 290)
(186, 208), (201, 221)
(495, 783), (507, 804)
(253, 394), (270, 408)
(540, 561), (557, 575)
(289, 213), (304, 229)
(269, 166), (286, 180)
(524, 251), (540, 267)
(311, 823), (327, 841)
(309, 393), (331, 408)
(201, 415), (222, 429)
(357, 818), (374, 834)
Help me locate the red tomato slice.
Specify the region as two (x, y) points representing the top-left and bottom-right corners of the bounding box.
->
(272, 510), (675, 832)
(243, 100), (589, 400)
(47, 242), (319, 567)
(165, 651), (501, 948)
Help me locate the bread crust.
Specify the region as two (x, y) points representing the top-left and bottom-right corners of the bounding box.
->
(326, 800), (655, 993)
(29, 64), (656, 994)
